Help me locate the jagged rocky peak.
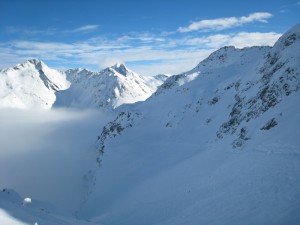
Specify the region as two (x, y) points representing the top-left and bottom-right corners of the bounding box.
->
(68, 68), (91, 73)
(111, 63), (130, 76)
(25, 58), (44, 67)
(13, 58), (48, 71)
(27, 58), (42, 65)
(65, 68), (94, 79)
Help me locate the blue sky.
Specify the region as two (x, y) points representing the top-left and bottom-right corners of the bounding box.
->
(0, 0), (299, 75)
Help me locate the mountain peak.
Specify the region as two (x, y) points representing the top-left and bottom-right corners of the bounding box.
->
(1, 59), (69, 109)
(15, 58), (47, 71)
(27, 58), (42, 65)
(112, 63), (126, 68)
(111, 63), (130, 76)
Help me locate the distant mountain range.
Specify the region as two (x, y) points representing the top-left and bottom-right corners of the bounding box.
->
(0, 60), (168, 110)
(55, 64), (168, 109)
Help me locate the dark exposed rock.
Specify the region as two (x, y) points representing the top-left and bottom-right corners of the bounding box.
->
(96, 111), (142, 166)
(261, 118), (278, 130)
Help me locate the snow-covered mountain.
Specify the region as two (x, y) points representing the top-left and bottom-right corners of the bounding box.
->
(54, 64), (168, 109)
(1, 24), (300, 225)
(78, 24), (300, 224)
(0, 59), (70, 109)
(0, 61), (167, 110)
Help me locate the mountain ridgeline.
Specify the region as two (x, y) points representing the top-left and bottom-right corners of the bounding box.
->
(55, 64), (168, 109)
(0, 59), (70, 109)
(0, 61), (168, 110)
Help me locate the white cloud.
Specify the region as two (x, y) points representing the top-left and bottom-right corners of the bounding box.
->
(228, 32), (281, 48)
(99, 58), (125, 68)
(183, 32), (281, 49)
(178, 12), (273, 33)
(0, 11), (282, 76)
(0, 29), (281, 76)
(0, 39), (214, 76)
(5, 25), (99, 36)
(69, 25), (99, 33)
(183, 34), (230, 48)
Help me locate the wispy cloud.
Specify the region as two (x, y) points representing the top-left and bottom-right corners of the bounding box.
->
(68, 25), (99, 33)
(5, 25), (99, 36)
(227, 32), (281, 48)
(1, 9), (283, 77)
(0, 21), (281, 76)
(182, 34), (230, 48)
(117, 32), (165, 44)
(5, 26), (58, 35)
(178, 12), (273, 33)
(0, 38), (215, 75)
(182, 32), (281, 49)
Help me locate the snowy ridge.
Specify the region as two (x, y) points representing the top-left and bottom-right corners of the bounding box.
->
(78, 24), (300, 224)
(54, 64), (167, 110)
(155, 45), (271, 96)
(0, 59), (70, 109)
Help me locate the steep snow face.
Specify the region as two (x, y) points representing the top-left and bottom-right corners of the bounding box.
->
(0, 59), (70, 109)
(79, 24), (300, 224)
(54, 64), (167, 109)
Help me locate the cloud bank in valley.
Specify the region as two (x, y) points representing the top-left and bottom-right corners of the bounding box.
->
(0, 108), (109, 211)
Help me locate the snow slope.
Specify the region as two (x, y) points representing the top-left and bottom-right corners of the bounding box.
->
(78, 24), (300, 225)
(54, 64), (168, 110)
(0, 59), (70, 109)
(0, 189), (99, 225)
